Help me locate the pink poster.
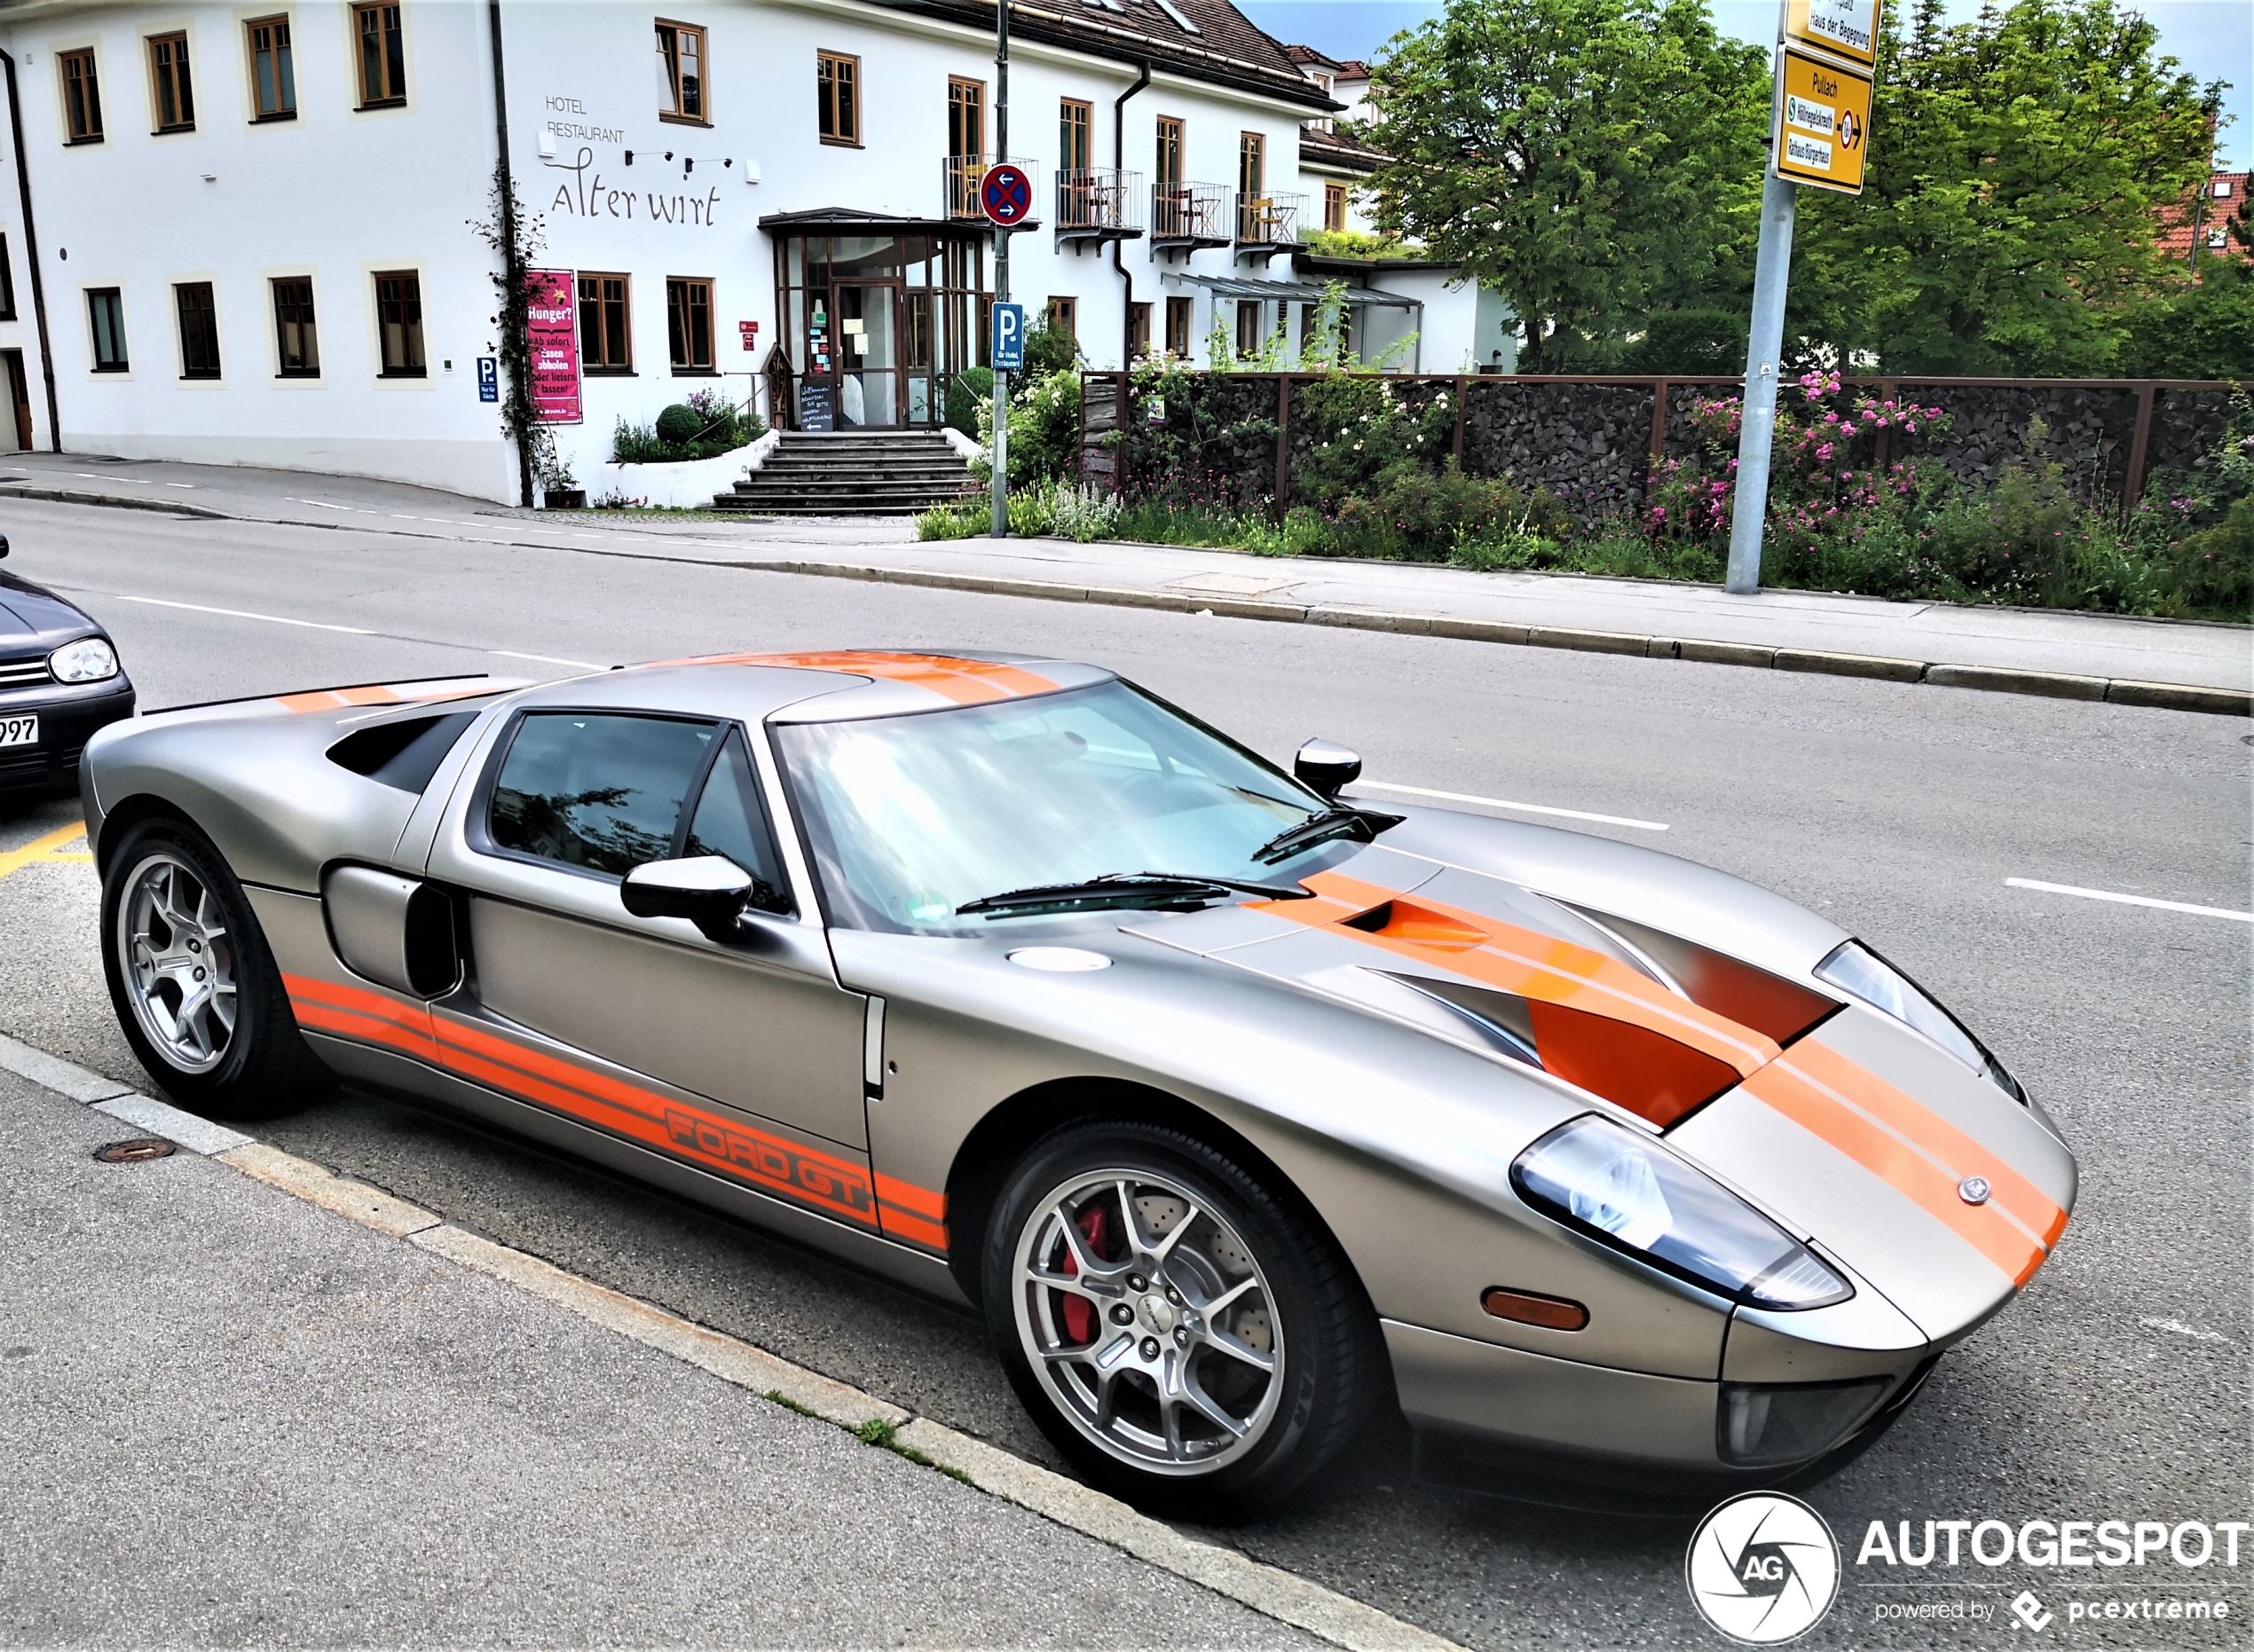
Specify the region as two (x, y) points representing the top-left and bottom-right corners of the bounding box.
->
(526, 269), (581, 424)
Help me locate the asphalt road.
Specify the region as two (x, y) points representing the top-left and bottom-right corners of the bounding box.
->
(2, 495), (2248, 1648)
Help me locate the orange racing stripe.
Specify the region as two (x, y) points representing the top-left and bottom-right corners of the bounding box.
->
(872, 1171), (950, 1253)
(642, 649), (1060, 705)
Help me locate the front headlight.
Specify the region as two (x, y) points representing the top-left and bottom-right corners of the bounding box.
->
(1511, 1115), (1852, 1310)
(1815, 940), (2022, 1100)
(49, 637), (119, 684)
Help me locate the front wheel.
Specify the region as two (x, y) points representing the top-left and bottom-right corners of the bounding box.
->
(99, 818), (332, 1119)
(982, 1120), (1383, 1515)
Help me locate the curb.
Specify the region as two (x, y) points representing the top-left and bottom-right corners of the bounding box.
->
(0, 1030), (1459, 1652)
(10, 482), (2245, 717)
(694, 557), (2254, 719)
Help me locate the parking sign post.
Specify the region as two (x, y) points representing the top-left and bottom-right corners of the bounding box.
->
(989, 0), (1012, 538)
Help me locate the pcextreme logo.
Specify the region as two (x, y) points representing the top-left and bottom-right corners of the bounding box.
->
(1687, 1492), (1842, 1644)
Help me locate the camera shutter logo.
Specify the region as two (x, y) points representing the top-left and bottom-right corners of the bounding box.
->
(1686, 1491), (1840, 1643)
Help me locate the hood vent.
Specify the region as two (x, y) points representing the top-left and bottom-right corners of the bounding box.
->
(1562, 903), (1839, 1047)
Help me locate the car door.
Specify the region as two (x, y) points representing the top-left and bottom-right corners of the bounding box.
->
(430, 706), (872, 1168)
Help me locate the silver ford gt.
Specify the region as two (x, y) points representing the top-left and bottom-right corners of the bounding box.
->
(82, 649), (2076, 1514)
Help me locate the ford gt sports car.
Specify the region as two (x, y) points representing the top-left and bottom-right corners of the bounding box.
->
(82, 650), (2076, 1513)
(0, 537), (135, 796)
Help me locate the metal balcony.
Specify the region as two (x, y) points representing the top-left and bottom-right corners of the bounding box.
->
(1234, 190), (1305, 258)
(1149, 181), (1231, 256)
(942, 154), (1040, 225)
(1054, 168), (1145, 251)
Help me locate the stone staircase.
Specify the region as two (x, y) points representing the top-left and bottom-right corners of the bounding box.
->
(712, 430), (975, 516)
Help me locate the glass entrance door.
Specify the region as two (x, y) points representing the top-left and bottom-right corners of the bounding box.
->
(835, 282), (899, 429)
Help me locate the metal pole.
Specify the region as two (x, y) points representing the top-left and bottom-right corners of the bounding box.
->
(1724, 171), (1796, 595)
(989, 0), (1012, 538)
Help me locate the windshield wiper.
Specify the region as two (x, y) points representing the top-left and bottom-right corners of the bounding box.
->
(956, 870), (1314, 919)
(1252, 805), (1405, 866)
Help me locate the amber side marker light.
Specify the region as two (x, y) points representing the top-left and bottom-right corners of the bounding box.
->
(1481, 1286), (1588, 1331)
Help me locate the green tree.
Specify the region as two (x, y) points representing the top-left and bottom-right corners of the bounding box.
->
(1363, 0), (1769, 371)
(1791, 0), (2225, 374)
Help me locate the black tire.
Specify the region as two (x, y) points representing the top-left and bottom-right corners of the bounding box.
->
(99, 817), (333, 1120)
(982, 1119), (1384, 1517)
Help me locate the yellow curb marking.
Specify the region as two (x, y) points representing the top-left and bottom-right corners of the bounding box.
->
(0, 822), (92, 878)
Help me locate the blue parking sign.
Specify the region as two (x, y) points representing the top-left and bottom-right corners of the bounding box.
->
(991, 304), (1025, 372)
(477, 357), (500, 403)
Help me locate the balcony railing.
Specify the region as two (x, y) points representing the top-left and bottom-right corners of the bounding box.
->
(1055, 168), (1144, 237)
(1235, 190), (1306, 247)
(1150, 180), (1229, 245)
(942, 154), (1038, 222)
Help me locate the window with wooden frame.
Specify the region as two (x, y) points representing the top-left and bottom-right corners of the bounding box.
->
(245, 16), (296, 120)
(1126, 302), (1150, 357)
(1324, 182), (1347, 233)
(666, 277), (713, 371)
(352, 3), (406, 107)
(1235, 300), (1263, 358)
(60, 48), (104, 144)
(1238, 132), (1265, 201)
(1155, 114), (1183, 185)
(816, 51), (859, 146)
(374, 271), (425, 376)
(656, 21), (705, 122)
(1046, 296), (1076, 341)
(1163, 295), (1192, 358)
(147, 33), (195, 132)
(948, 77), (983, 159)
(88, 288), (128, 371)
(1060, 98), (1091, 172)
(271, 277), (319, 376)
(174, 282), (220, 378)
(578, 272), (632, 373)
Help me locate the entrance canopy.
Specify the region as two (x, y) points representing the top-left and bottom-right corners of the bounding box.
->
(1174, 274), (1422, 310)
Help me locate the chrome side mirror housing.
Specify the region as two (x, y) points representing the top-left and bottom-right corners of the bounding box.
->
(621, 854), (784, 940)
(1294, 737), (1362, 800)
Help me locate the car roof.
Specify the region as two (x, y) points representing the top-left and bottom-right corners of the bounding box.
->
(507, 649), (1116, 724)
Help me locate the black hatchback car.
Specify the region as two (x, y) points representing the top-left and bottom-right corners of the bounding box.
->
(0, 536), (134, 795)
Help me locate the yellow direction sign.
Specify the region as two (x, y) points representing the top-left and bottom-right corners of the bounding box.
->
(1785, 0), (1880, 68)
(1774, 45), (1874, 194)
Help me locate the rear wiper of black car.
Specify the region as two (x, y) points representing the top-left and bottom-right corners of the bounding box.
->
(1252, 805), (1405, 866)
(956, 871), (1314, 919)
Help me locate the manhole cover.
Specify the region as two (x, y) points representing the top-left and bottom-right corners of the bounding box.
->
(94, 1137), (176, 1163)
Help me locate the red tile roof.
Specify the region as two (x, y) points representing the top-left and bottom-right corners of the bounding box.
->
(2159, 171), (2252, 264)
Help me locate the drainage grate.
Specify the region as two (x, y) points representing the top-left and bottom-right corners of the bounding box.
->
(94, 1137), (177, 1163)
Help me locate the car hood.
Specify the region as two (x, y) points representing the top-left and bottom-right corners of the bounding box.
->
(0, 570), (98, 644)
(1129, 833), (2075, 1345)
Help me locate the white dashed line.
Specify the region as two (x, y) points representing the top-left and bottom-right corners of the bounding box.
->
(1354, 780), (1669, 832)
(75, 473), (153, 484)
(492, 649), (604, 670)
(2004, 878), (2251, 923)
(289, 499), (380, 514)
(98, 594), (376, 634)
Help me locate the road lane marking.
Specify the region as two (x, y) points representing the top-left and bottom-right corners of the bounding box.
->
(492, 649), (603, 670)
(2005, 877), (2252, 923)
(0, 823), (92, 878)
(1353, 780), (1669, 832)
(290, 499), (380, 514)
(97, 593), (377, 634)
(75, 473), (153, 484)
(161, 482), (197, 489)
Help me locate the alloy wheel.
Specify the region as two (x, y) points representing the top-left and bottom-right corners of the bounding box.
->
(1013, 1168), (1284, 1476)
(117, 851), (239, 1074)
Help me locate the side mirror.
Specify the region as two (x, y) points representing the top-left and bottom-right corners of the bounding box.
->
(621, 854), (780, 941)
(1294, 737), (1362, 800)
(0, 535), (11, 559)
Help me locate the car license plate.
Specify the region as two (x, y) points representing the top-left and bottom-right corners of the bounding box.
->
(0, 714), (36, 749)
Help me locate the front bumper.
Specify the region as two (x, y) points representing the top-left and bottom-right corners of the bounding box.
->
(1386, 1317), (1935, 1513)
(0, 681), (136, 791)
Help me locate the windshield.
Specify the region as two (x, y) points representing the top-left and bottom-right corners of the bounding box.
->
(776, 680), (1342, 934)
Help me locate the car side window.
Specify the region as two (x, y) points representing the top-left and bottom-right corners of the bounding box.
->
(488, 712), (716, 876)
(682, 727), (789, 896)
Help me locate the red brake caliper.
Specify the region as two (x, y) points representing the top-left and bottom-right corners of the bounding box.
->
(1057, 1203), (1110, 1346)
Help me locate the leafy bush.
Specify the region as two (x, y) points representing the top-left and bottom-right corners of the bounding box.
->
(946, 367), (994, 436)
(612, 386), (765, 465)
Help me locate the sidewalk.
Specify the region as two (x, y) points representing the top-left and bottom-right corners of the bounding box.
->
(4, 450), (2244, 701)
(0, 1062), (1325, 1648)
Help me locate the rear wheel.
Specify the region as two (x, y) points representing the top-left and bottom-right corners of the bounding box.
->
(100, 819), (331, 1119)
(983, 1120), (1383, 1515)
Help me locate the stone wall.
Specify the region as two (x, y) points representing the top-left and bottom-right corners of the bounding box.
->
(1093, 373), (2237, 518)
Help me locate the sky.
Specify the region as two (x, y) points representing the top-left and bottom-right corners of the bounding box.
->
(1238, 1), (2251, 169)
